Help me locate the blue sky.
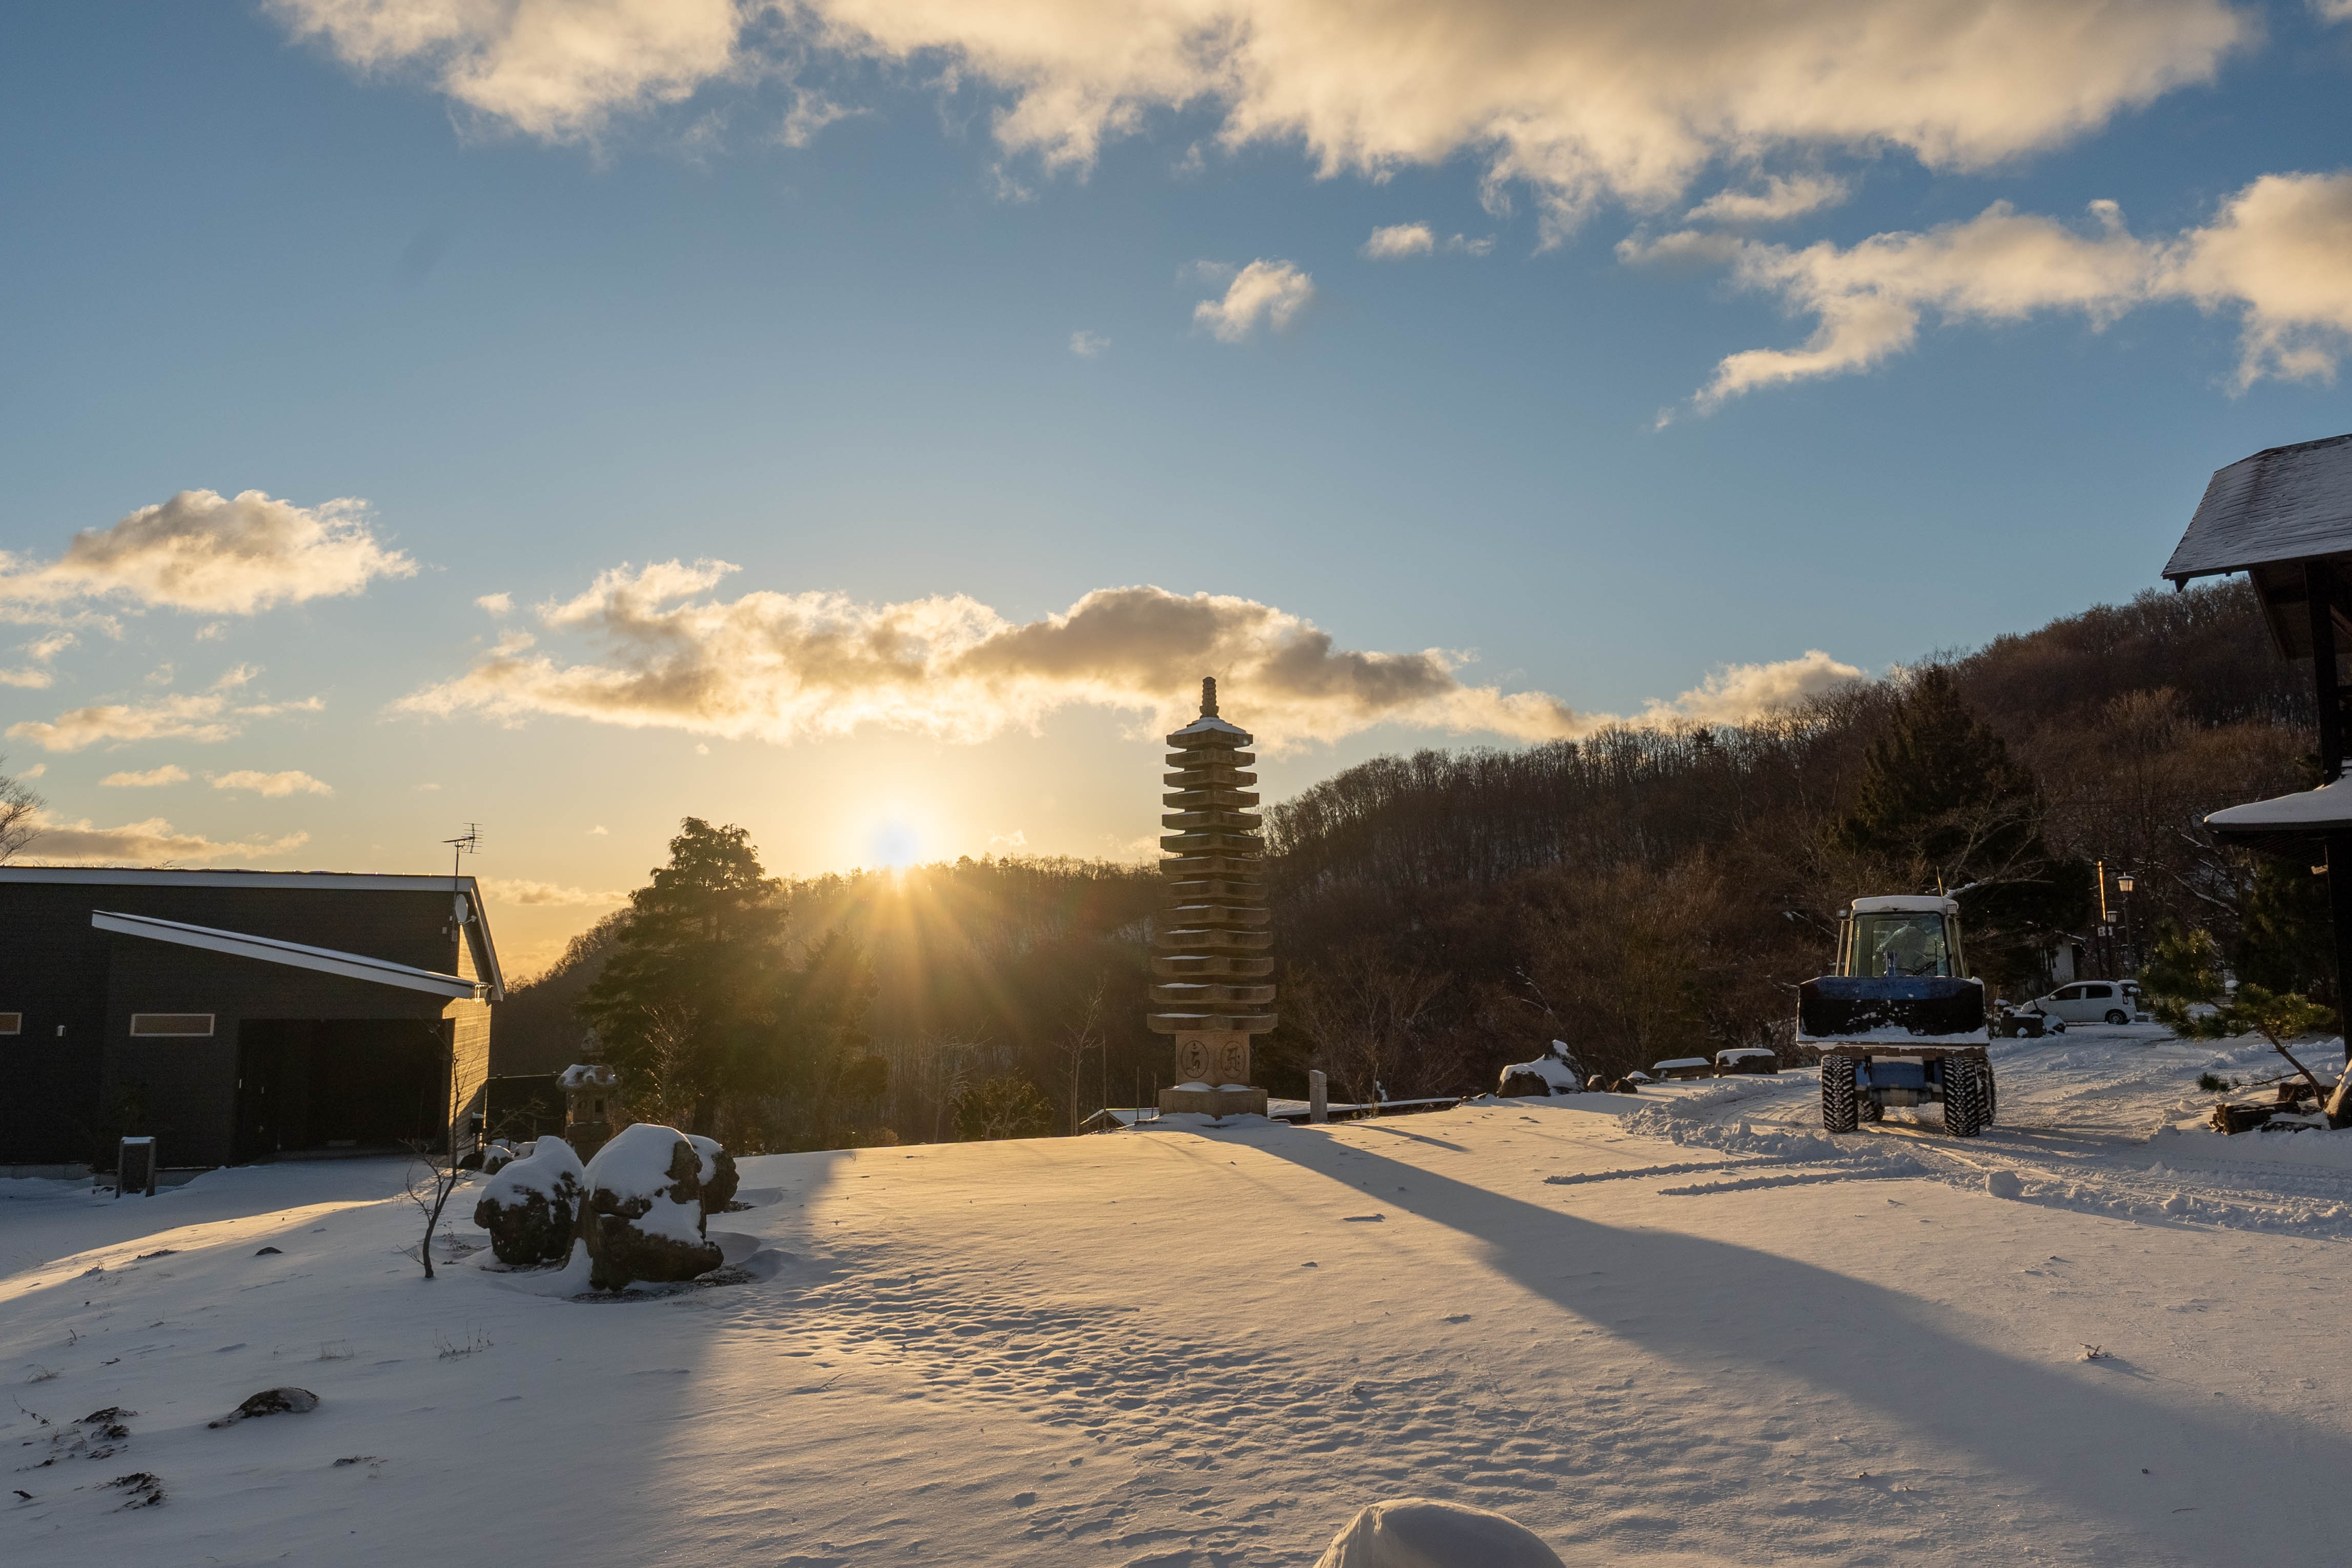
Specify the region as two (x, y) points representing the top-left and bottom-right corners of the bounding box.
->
(3, 2), (2350, 968)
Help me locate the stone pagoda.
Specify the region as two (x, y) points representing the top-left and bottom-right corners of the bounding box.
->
(1150, 678), (1276, 1117)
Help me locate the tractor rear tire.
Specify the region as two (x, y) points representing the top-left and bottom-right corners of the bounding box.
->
(1943, 1057), (1989, 1137)
(1858, 1097), (1884, 1123)
(1822, 1055), (1859, 1133)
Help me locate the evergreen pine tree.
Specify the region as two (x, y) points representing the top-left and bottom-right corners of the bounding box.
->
(579, 818), (786, 1134)
(1836, 666), (2087, 985)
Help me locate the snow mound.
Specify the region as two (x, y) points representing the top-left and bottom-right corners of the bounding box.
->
(1313, 1498), (1563, 1568)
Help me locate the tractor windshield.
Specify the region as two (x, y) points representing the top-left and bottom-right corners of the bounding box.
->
(1849, 911), (1960, 978)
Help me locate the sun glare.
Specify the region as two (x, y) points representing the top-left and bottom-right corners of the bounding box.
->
(863, 812), (929, 870)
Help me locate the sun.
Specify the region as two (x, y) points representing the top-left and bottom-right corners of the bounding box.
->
(861, 810), (932, 870)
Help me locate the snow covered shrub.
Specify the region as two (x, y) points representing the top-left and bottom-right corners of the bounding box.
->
(685, 1134), (739, 1227)
(580, 1124), (723, 1291)
(473, 1136), (585, 1266)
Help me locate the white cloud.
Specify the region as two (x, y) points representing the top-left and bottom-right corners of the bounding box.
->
(478, 877), (626, 907)
(17, 763), (44, 779)
(415, 781), (441, 791)
(476, 591), (515, 614)
(1069, 330), (1110, 357)
(2318, 1), (2352, 22)
(1683, 174), (1851, 226)
(0, 489), (414, 619)
(1363, 222), (1435, 259)
(2169, 172), (2352, 389)
(1629, 172), (2352, 407)
(15, 813), (308, 867)
(5, 681), (325, 753)
(100, 765), (190, 788)
(1, 630), (79, 688)
(1193, 260), (1314, 342)
(268, 0), (744, 141)
(1634, 650), (1867, 725)
(210, 769), (334, 797)
(393, 561), (1585, 749)
(272, 3), (2250, 239)
(1360, 223), (1492, 259)
(779, 87), (856, 147)
(588, 824), (609, 834)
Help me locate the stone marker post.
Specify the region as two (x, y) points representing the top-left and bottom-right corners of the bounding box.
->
(1309, 1069), (1328, 1125)
(1149, 678), (1276, 1118)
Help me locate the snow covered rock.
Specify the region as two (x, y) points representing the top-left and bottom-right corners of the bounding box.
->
(474, 1136), (587, 1266)
(480, 1141), (519, 1174)
(685, 1134), (739, 1225)
(208, 1388), (319, 1429)
(1498, 1042), (1583, 1097)
(1312, 1498), (1563, 1568)
(580, 1124), (723, 1291)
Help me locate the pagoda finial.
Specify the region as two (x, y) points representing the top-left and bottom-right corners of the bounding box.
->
(1201, 676), (1218, 718)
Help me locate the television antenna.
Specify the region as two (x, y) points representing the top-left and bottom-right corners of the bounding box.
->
(443, 823), (481, 882)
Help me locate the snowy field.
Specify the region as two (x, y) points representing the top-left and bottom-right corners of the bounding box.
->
(8, 1026), (2352, 1566)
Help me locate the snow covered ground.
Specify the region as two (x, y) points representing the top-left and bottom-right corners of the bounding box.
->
(8, 1027), (2352, 1566)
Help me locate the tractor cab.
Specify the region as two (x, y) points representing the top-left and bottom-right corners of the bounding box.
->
(1837, 895), (1967, 980)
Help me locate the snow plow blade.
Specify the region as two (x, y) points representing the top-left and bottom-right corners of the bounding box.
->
(1797, 976), (1988, 1045)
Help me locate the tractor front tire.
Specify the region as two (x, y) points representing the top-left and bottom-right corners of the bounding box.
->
(1943, 1057), (1989, 1137)
(1858, 1097), (1884, 1123)
(1822, 1055), (1859, 1133)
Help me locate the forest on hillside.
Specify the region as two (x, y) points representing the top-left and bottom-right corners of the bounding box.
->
(493, 579), (2325, 1150)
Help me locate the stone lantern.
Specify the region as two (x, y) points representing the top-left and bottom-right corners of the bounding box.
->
(559, 1062), (619, 1160)
(1150, 678), (1276, 1117)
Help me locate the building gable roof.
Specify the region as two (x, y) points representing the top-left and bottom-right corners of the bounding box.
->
(2164, 432), (2352, 583)
(1, 867), (507, 1000)
(91, 910), (490, 1001)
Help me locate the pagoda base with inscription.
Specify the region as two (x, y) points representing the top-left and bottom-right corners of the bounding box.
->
(1149, 678), (1276, 1121)
(1157, 1083), (1270, 1118)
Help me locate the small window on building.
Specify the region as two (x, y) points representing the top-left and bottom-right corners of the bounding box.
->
(129, 1013), (215, 1037)
(0, 1012), (21, 1035)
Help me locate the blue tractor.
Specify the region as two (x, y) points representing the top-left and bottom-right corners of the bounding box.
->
(1798, 895), (1995, 1137)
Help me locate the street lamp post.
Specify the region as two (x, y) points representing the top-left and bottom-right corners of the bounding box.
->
(2116, 872), (2136, 977)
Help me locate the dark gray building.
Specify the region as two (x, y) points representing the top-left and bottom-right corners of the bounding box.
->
(1, 867), (505, 1170)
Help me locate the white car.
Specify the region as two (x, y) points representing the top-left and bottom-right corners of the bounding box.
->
(2028, 980), (2146, 1027)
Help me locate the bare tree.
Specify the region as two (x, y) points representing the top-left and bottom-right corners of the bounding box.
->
(1056, 974), (1109, 1135)
(0, 757), (42, 864)
(402, 1072), (472, 1282)
(622, 1003), (704, 1131)
(1285, 948), (1449, 1107)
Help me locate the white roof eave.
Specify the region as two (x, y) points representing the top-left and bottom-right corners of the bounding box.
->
(2206, 777), (2352, 833)
(91, 910), (488, 1001)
